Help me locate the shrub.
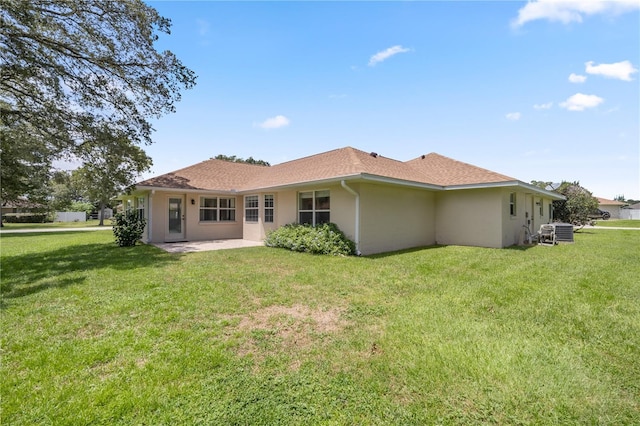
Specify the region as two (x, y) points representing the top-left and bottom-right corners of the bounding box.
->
(265, 223), (356, 256)
(112, 211), (146, 247)
(2, 213), (50, 223)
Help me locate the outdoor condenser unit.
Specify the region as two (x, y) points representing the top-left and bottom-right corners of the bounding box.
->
(552, 223), (574, 243)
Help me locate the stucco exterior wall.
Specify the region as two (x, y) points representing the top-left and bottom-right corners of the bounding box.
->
(358, 183), (435, 255)
(435, 188), (503, 248)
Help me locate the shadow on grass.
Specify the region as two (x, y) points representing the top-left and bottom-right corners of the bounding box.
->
(1, 234), (180, 301)
(365, 245), (447, 259)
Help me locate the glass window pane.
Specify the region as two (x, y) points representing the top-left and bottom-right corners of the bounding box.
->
(299, 192), (313, 210)
(246, 209), (259, 222)
(220, 209), (235, 221)
(200, 209), (217, 221)
(264, 195), (274, 208)
(316, 211), (330, 224)
(265, 209), (274, 223)
(246, 195), (258, 208)
(299, 212), (313, 225)
(202, 197), (217, 208)
(315, 190), (330, 210)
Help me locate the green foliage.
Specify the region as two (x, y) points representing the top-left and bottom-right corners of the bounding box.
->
(553, 181), (598, 226)
(112, 211), (146, 247)
(1, 213), (49, 223)
(265, 223), (356, 255)
(213, 154), (271, 166)
(0, 0), (194, 203)
(69, 201), (93, 216)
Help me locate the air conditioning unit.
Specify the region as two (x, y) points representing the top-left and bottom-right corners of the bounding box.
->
(553, 223), (574, 243)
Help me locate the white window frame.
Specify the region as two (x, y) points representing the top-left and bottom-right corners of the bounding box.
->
(199, 196), (236, 222)
(509, 192), (517, 217)
(136, 197), (145, 220)
(298, 190), (330, 226)
(264, 194), (274, 223)
(245, 195), (259, 223)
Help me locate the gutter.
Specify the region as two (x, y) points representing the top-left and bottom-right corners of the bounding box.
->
(340, 180), (361, 256)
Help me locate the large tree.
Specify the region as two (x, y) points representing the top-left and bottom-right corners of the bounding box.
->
(0, 0), (195, 200)
(75, 127), (152, 226)
(552, 181), (598, 227)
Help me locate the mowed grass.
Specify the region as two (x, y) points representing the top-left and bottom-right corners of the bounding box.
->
(1, 230), (639, 424)
(594, 219), (640, 228)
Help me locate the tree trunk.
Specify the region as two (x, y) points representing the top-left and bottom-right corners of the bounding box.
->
(99, 202), (105, 226)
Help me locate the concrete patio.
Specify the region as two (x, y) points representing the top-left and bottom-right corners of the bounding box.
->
(152, 239), (264, 253)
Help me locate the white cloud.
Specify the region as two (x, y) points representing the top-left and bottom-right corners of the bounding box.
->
(559, 93), (604, 111)
(533, 102), (554, 110)
(568, 73), (587, 83)
(585, 60), (638, 81)
(255, 115), (290, 129)
(506, 112), (522, 121)
(511, 0), (640, 27)
(196, 19), (210, 36)
(368, 45), (411, 67)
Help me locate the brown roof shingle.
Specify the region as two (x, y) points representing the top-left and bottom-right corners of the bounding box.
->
(406, 153), (515, 186)
(136, 147), (519, 192)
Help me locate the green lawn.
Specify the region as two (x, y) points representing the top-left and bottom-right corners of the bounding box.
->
(594, 219), (640, 228)
(1, 219), (111, 230)
(2, 230), (639, 424)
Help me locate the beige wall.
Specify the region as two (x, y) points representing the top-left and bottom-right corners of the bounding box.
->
(138, 191), (243, 243)
(358, 183), (435, 255)
(435, 188), (503, 248)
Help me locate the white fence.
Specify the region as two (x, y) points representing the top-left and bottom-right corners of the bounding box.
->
(620, 209), (640, 220)
(55, 211), (86, 222)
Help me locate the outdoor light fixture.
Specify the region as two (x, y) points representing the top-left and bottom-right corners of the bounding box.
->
(191, 198), (195, 205)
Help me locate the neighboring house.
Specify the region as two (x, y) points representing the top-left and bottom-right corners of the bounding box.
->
(121, 147), (563, 255)
(596, 197), (627, 219)
(621, 202), (640, 220)
(1, 199), (44, 215)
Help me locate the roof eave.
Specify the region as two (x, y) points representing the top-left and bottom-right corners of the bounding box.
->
(444, 180), (565, 200)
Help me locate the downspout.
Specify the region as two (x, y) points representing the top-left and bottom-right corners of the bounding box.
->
(341, 180), (361, 255)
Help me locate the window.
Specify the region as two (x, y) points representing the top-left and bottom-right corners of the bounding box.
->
(509, 193), (517, 217)
(200, 197), (236, 222)
(219, 198), (236, 221)
(245, 195), (259, 222)
(137, 197), (145, 220)
(298, 190), (330, 225)
(264, 195), (274, 223)
(126, 199), (133, 212)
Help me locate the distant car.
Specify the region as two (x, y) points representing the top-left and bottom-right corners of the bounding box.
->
(588, 209), (611, 220)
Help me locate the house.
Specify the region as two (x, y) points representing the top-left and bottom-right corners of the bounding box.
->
(121, 147), (564, 255)
(596, 197), (627, 220)
(621, 202), (640, 220)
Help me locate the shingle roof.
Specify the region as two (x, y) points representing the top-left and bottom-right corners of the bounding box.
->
(406, 153), (516, 186)
(136, 147), (519, 192)
(136, 158), (267, 191)
(596, 197), (626, 206)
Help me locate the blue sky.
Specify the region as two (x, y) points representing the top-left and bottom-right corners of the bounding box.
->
(145, 0), (639, 199)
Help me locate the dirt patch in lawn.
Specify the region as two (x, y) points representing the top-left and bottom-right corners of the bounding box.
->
(227, 304), (347, 369)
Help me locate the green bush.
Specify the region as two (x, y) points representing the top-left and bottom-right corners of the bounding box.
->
(112, 211), (146, 247)
(265, 223), (356, 256)
(2, 213), (50, 223)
